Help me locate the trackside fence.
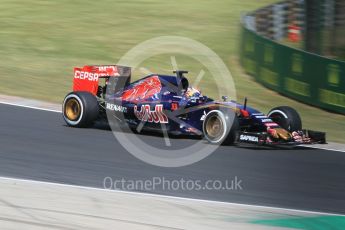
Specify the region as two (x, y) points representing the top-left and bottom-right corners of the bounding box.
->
(240, 10), (345, 114)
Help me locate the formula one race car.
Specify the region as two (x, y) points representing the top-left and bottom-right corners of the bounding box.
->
(63, 65), (326, 146)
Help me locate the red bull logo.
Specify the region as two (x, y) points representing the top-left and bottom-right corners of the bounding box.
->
(134, 104), (168, 124)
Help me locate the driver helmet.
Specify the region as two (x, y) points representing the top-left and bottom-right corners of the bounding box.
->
(185, 87), (202, 98)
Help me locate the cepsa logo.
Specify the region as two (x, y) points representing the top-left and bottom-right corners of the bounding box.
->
(74, 66), (119, 82)
(74, 71), (100, 82)
(134, 104), (168, 123)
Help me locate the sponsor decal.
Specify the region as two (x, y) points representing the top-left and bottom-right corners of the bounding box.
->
(261, 118), (273, 122)
(285, 78), (310, 97)
(319, 89), (345, 108)
(259, 67), (278, 87)
(74, 70), (100, 82)
(252, 113), (264, 115)
(264, 44), (274, 65)
(74, 65), (120, 82)
(171, 102), (178, 111)
(264, 122), (279, 127)
(327, 64), (340, 87)
(122, 75), (161, 102)
(291, 53), (303, 75)
(255, 115), (268, 119)
(134, 104), (168, 123)
(97, 66), (117, 72)
(106, 103), (127, 113)
(200, 111), (207, 121)
(240, 134), (259, 142)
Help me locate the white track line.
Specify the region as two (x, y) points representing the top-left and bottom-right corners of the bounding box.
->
(301, 145), (345, 153)
(0, 176), (343, 217)
(0, 101), (61, 113)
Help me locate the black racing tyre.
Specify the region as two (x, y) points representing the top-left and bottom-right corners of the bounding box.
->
(202, 109), (239, 145)
(62, 91), (99, 128)
(268, 106), (302, 132)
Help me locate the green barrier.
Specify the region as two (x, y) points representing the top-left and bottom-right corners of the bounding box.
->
(240, 26), (345, 115)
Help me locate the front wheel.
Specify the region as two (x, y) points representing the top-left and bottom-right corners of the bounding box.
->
(62, 91), (99, 128)
(268, 106), (302, 132)
(202, 110), (239, 145)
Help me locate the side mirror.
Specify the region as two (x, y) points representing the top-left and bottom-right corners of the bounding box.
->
(222, 96), (228, 102)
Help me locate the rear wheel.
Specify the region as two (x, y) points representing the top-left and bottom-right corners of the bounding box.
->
(63, 91), (99, 128)
(202, 110), (239, 145)
(268, 106), (302, 132)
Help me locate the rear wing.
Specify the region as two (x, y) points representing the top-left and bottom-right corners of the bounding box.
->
(73, 65), (131, 95)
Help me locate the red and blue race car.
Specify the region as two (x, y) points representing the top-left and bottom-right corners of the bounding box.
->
(63, 65), (326, 146)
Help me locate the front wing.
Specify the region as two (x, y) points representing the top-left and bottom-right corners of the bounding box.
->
(237, 130), (326, 146)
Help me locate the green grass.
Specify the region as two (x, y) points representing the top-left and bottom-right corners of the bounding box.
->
(252, 215), (345, 230)
(0, 0), (344, 143)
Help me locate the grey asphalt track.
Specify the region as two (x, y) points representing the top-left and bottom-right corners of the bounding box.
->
(0, 104), (345, 214)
